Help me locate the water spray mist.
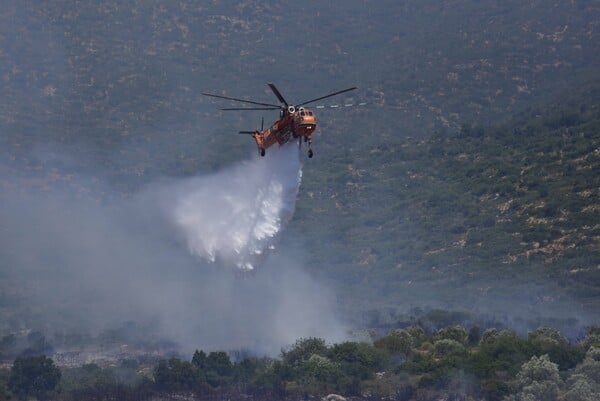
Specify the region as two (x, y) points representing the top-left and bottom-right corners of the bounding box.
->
(167, 144), (302, 270)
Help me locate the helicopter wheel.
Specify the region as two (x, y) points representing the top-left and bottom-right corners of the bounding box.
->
(260, 148), (265, 157)
(308, 149), (313, 158)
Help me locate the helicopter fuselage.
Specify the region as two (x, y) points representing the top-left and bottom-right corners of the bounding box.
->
(203, 83), (356, 158)
(252, 107), (316, 156)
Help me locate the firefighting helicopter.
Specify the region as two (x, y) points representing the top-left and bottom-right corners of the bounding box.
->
(202, 83), (357, 158)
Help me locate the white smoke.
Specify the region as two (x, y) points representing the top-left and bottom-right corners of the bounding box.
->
(0, 141), (349, 355)
(164, 143), (302, 270)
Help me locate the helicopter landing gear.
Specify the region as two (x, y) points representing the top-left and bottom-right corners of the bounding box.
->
(260, 148), (265, 157)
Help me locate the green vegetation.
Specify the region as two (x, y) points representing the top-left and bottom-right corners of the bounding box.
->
(7, 356), (61, 401)
(291, 82), (600, 318)
(0, 325), (597, 401)
(2, 1), (600, 175)
(1, 1), (599, 399)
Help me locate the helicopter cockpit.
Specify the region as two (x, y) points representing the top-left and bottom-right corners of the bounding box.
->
(294, 106), (316, 133)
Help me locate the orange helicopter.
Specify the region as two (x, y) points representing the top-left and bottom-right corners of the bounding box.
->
(203, 83), (357, 158)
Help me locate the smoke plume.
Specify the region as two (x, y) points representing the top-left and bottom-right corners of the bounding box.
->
(0, 143), (346, 356)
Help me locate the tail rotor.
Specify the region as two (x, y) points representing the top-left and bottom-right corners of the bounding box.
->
(238, 117), (267, 157)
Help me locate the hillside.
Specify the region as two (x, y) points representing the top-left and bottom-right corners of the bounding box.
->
(0, 0), (599, 346)
(1, 0), (600, 179)
(290, 83), (600, 322)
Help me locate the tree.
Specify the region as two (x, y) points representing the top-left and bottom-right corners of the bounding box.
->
(282, 338), (328, 368)
(154, 358), (200, 393)
(405, 326), (425, 347)
(580, 326), (600, 350)
(433, 339), (466, 358)
(252, 360), (286, 397)
(295, 354), (343, 393)
(479, 329), (531, 375)
(562, 376), (597, 401)
(505, 354), (562, 401)
(192, 350), (207, 370)
(468, 325), (481, 346)
(374, 329), (414, 358)
(528, 327), (581, 369)
(207, 351), (233, 377)
(480, 328), (500, 346)
(205, 351), (233, 387)
(564, 346), (600, 399)
(8, 356), (61, 401)
(190, 350), (235, 388)
(434, 325), (468, 345)
(233, 357), (261, 389)
(329, 342), (388, 381)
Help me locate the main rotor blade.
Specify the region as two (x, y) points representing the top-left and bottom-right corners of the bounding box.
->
(267, 83), (289, 107)
(220, 107), (281, 111)
(297, 86), (358, 107)
(202, 92), (281, 108)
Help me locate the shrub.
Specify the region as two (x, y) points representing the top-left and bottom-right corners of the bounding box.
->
(433, 339), (466, 358)
(434, 325), (468, 345)
(283, 338), (328, 368)
(8, 356), (61, 401)
(374, 329), (414, 357)
(506, 354), (562, 401)
(153, 358), (200, 393)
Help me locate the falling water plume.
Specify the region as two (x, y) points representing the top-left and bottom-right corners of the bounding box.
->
(166, 143), (302, 270)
